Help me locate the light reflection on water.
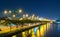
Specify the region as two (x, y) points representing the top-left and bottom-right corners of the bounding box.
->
(40, 23), (51, 37)
(12, 23), (52, 37)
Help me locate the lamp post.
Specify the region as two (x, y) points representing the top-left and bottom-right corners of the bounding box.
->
(26, 14), (28, 18)
(4, 10), (9, 17)
(19, 9), (22, 13)
(4, 10), (8, 14)
(13, 14), (16, 18)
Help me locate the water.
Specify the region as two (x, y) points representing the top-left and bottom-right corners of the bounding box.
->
(12, 22), (60, 37)
(12, 23), (50, 37)
(45, 23), (60, 37)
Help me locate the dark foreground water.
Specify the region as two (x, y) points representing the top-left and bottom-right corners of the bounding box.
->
(45, 23), (60, 37)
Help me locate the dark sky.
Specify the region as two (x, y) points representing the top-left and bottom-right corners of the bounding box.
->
(0, 0), (60, 19)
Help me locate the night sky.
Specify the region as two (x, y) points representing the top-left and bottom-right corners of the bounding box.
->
(0, 0), (60, 19)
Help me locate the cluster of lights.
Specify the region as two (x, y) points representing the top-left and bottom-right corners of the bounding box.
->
(3, 9), (39, 20)
(4, 9), (22, 18)
(22, 14), (39, 20)
(4, 9), (22, 14)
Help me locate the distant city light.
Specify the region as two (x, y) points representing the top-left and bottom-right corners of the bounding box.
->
(13, 14), (16, 18)
(19, 9), (22, 13)
(10, 23), (16, 26)
(23, 14), (25, 18)
(26, 14), (28, 17)
(39, 18), (43, 20)
(56, 22), (60, 24)
(19, 18), (23, 20)
(4, 10), (8, 14)
(9, 10), (11, 13)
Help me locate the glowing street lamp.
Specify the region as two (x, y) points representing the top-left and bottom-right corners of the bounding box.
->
(19, 9), (22, 13)
(9, 10), (11, 13)
(4, 10), (8, 14)
(3, 9), (23, 19)
(26, 14), (28, 17)
(13, 14), (16, 18)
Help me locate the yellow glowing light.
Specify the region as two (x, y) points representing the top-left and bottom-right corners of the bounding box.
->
(19, 9), (22, 13)
(4, 10), (8, 14)
(12, 35), (16, 37)
(19, 18), (23, 20)
(1, 20), (5, 23)
(13, 14), (16, 18)
(37, 30), (40, 37)
(40, 25), (45, 36)
(22, 32), (26, 37)
(40, 23), (51, 37)
(26, 14), (28, 17)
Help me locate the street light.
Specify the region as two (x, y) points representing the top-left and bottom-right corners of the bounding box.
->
(9, 10), (11, 13)
(4, 10), (8, 14)
(26, 14), (28, 17)
(19, 9), (22, 13)
(3, 9), (23, 19)
(13, 14), (16, 18)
